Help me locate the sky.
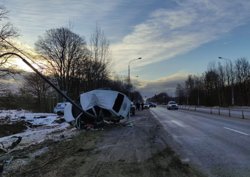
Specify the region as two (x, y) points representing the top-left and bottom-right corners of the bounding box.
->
(2, 0), (250, 98)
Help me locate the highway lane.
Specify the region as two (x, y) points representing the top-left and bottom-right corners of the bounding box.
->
(150, 107), (250, 177)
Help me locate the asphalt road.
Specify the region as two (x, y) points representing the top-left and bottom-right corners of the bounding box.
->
(150, 107), (250, 177)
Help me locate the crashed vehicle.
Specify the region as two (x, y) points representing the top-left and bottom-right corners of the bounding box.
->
(0, 52), (132, 130)
(64, 89), (131, 129)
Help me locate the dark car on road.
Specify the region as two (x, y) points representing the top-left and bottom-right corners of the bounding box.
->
(149, 102), (157, 108)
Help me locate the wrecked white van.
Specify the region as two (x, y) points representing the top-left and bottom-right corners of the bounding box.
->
(64, 89), (131, 128)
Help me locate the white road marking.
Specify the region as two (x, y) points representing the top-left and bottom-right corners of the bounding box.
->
(224, 127), (249, 136)
(150, 110), (159, 119)
(171, 120), (186, 127)
(151, 110), (186, 128)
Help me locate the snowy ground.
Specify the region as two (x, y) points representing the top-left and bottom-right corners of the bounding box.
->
(0, 110), (77, 152)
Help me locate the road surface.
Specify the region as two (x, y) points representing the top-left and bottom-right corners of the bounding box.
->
(150, 107), (250, 177)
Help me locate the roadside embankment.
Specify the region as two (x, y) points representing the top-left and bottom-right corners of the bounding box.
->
(3, 110), (205, 177)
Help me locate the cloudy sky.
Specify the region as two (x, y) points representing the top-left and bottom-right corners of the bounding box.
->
(2, 0), (250, 97)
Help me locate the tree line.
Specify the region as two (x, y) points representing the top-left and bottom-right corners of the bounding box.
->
(176, 58), (250, 106)
(147, 92), (172, 105)
(0, 6), (142, 112)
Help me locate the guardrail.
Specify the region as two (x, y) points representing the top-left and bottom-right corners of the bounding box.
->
(178, 105), (250, 119)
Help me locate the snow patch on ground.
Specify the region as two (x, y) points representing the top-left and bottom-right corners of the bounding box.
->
(0, 110), (78, 151)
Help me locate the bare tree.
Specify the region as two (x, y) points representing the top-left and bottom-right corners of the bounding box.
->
(224, 62), (232, 86)
(185, 75), (194, 105)
(216, 62), (226, 105)
(235, 58), (249, 84)
(35, 27), (89, 98)
(0, 6), (18, 77)
(0, 7), (17, 47)
(87, 25), (110, 89)
(90, 25), (110, 65)
(204, 70), (220, 106)
(217, 62), (226, 87)
(234, 58), (250, 105)
(21, 73), (51, 111)
(175, 83), (185, 104)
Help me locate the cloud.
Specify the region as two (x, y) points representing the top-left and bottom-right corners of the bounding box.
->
(3, 0), (121, 45)
(134, 71), (188, 98)
(111, 0), (250, 72)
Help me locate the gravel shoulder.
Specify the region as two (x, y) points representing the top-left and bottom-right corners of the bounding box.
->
(2, 110), (205, 177)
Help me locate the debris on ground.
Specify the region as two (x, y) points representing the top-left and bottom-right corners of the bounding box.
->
(0, 109), (79, 176)
(8, 136), (22, 150)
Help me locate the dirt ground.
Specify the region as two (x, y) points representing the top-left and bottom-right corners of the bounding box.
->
(1, 110), (205, 177)
(0, 121), (28, 138)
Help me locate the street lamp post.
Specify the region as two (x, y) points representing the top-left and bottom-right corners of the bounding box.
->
(218, 56), (234, 105)
(128, 57), (142, 86)
(128, 57), (142, 98)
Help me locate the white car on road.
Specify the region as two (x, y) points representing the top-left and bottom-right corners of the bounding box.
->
(167, 101), (178, 110)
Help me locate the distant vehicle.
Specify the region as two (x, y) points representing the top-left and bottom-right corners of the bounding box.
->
(149, 102), (157, 108)
(167, 101), (178, 110)
(143, 103), (150, 109)
(53, 102), (68, 115)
